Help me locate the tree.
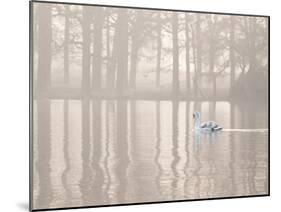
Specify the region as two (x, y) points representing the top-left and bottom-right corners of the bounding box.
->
(37, 3), (52, 94)
(81, 7), (92, 95)
(185, 14), (191, 95)
(195, 14), (202, 98)
(116, 10), (129, 95)
(156, 12), (162, 88)
(229, 16), (235, 95)
(92, 8), (104, 91)
(106, 13), (116, 91)
(207, 15), (217, 97)
(172, 13), (179, 96)
(105, 15), (111, 88)
(248, 17), (257, 73)
(64, 6), (70, 85)
(129, 11), (143, 89)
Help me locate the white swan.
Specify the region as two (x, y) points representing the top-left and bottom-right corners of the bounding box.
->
(193, 111), (223, 132)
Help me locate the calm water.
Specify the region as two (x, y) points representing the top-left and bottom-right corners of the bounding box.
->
(32, 100), (268, 209)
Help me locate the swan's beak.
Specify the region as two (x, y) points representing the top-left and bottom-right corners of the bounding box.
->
(192, 114), (195, 119)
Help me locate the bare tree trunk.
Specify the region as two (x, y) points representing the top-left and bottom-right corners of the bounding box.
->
(249, 17), (257, 72)
(196, 15), (202, 75)
(172, 13), (179, 96)
(129, 12), (143, 90)
(116, 10), (129, 95)
(156, 13), (162, 88)
(195, 14), (202, 98)
(106, 16), (116, 91)
(106, 15), (110, 83)
(209, 101), (216, 121)
(185, 14), (190, 95)
(82, 7), (92, 95)
(64, 6), (70, 85)
(230, 102), (235, 128)
(208, 17), (216, 97)
(230, 16), (235, 96)
(129, 35), (138, 89)
(191, 25), (197, 98)
(37, 4), (52, 94)
(243, 17), (249, 77)
(92, 8), (104, 91)
(108, 36), (117, 91)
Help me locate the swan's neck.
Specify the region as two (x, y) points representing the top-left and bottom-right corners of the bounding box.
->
(194, 117), (201, 130)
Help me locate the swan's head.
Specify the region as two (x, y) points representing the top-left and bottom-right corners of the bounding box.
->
(193, 111), (200, 120)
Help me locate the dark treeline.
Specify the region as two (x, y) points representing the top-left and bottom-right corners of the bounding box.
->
(34, 3), (268, 100)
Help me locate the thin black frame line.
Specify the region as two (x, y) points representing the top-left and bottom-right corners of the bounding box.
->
(31, 194), (269, 212)
(31, 0), (270, 18)
(267, 16), (270, 197)
(29, 0), (270, 211)
(29, 1), (34, 212)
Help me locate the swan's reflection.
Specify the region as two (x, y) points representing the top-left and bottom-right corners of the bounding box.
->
(193, 129), (219, 144)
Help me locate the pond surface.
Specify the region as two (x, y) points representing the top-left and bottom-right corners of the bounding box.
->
(32, 100), (268, 210)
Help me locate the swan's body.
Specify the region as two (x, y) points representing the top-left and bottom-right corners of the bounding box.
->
(193, 111), (222, 132)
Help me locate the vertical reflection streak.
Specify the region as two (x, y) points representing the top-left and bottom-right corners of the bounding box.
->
(91, 100), (104, 203)
(80, 98), (93, 204)
(107, 101), (117, 202)
(154, 101), (163, 197)
(193, 101), (202, 198)
(115, 100), (129, 202)
(62, 100), (71, 205)
(129, 100), (141, 201)
(207, 102), (216, 196)
(229, 102), (236, 195)
(171, 100), (180, 199)
(184, 101), (190, 198)
(36, 99), (52, 208)
(248, 108), (257, 194)
(104, 100), (112, 203)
